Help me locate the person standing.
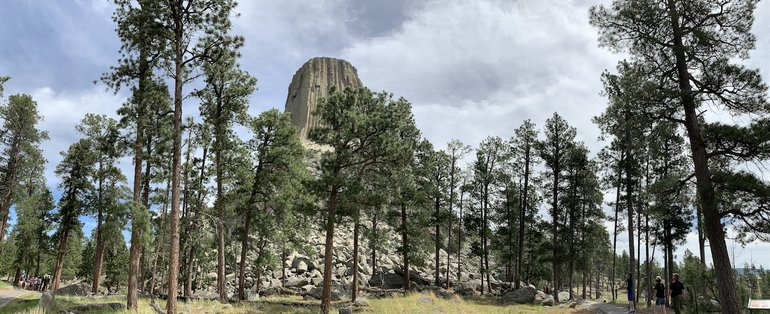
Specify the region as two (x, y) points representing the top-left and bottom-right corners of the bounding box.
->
(626, 273), (636, 313)
(669, 273), (685, 314)
(653, 276), (667, 314)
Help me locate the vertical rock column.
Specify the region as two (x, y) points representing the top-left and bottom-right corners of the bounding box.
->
(284, 57), (364, 140)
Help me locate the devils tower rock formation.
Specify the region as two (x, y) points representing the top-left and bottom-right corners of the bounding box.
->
(284, 57), (364, 140)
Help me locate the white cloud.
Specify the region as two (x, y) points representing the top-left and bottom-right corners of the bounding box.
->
(31, 86), (127, 190)
(341, 0), (620, 154)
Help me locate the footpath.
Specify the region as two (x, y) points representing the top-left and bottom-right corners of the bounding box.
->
(0, 287), (39, 309)
(583, 300), (636, 314)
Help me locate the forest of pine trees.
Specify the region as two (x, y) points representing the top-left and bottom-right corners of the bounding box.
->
(1, 0), (769, 314)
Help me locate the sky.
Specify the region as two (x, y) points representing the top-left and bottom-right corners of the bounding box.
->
(1, 0), (769, 269)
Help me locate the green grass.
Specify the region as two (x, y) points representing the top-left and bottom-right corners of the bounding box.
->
(367, 291), (584, 314)
(0, 292), (40, 314)
(0, 281), (13, 290)
(2, 291), (604, 314)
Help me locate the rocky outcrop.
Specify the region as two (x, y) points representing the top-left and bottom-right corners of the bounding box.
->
(39, 291), (56, 310)
(55, 283), (91, 296)
(67, 303), (126, 312)
(501, 286), (536, 304)
(284, 57), (364, 140)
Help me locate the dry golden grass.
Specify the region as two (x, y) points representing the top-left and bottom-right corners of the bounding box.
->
(3, 290), (613, 314)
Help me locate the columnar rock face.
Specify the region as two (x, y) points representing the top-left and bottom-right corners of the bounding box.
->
(284, 57), (364, 140)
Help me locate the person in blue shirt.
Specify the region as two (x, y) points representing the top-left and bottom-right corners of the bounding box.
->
(626, 273), (636, 313)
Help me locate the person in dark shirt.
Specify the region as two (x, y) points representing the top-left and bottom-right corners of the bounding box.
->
(626, 273), (636, 313)
(669, 273), (685, 314)
(653, 276), (666, 314)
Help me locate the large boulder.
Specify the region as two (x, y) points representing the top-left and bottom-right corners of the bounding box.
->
(455, 280), (482, 296)
(296, 261), (308, 274)
(558, 291), (570, 302)
(394, 268), (430, 286)
(55, 283), (91, 296)
(284, 276), (308, 287)
(541, 294), (555, 306)
(191, 289), (218, 300)
(67, 303), (126, 312)
(501, 286), (536, 304)
(368, 272), (405, 289)
(305, 287), (340, 301)
(39, 291), (56, 310)
(533, 290), (546, 304)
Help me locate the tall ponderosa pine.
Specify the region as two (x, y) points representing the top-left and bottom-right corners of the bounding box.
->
(310, 87), (417, 314)
(74, 114), (128, 294)
(510, 120), (538, 289)
(471, 136), (506, 294)
(594, 68), (650, 300)
(591, 1), (770, 311)
(428, 149), (450, 287)
(128, 1), (240, 311)
(237, 109), (305, 300)
(0, 94), (48, 248)
(104, 0), (169, 308)
(52, 140), (96, 290)
(196, 35), (256, 303)
(444, 139), (471, 287)
(537, 112), (577, 301)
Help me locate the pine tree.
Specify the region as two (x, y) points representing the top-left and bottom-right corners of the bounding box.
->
(444, 139), (471, 288)
(537, 112), (577, 301)
(196, 34), (256, 303)
(104, 0), (169, 307)
(590, 1), (770, 310)
(0, 94), (48, 248)
(309, 87), (418, 314)
(52, 139), (96, 290)
(236, 109), (305, 300)
(510, 120), (538, 289)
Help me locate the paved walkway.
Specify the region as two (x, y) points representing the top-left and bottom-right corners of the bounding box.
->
(0, 287), (39, 309)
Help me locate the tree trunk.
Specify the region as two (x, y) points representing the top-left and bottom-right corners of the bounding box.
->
(666, 0), (740, 311)
(166, 8), (184, 311)
(185, 246), (195, 298)
(516, 143), (529, 290)
(625, 168), (636, 301)
(457, 186), (464, 282)
(352, 216), (360, 302)
(127, 47), (149, 312)
(52, 228), (70, 291)
(636, 203), (641, 304)
(434, 194), (440, 287)
(697, 203), (706, 264)
(320, 186), (339, 314)
(645, 213), (651, 307)
(282, 249), (286, 286)
(483, 186), (491, 294)
(371, 214), (377, 276)
(446, 157), (456, 289)
(401, 203), (411, 291)
(611, 156), (623, 301)
(92, 207), (105, 294)
(92, 169), (106, 294)
(238, 213), (251, 301)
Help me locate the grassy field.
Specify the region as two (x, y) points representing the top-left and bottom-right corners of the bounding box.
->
(1, 292), (40, 314)
(2, 291), (602, 314)
(0, 281), (13, 291)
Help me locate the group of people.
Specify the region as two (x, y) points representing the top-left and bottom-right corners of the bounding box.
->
(17, 272), (51, 292)
(626, 273), (686, 314)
